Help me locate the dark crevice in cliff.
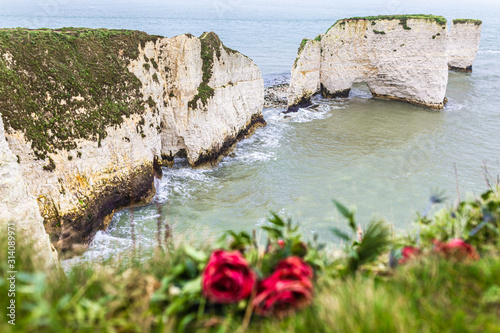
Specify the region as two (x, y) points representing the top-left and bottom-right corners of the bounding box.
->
(449, 65), (473, 73)
(321, 84), (350, 99)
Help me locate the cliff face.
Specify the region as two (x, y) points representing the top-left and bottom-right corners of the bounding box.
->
(0, 28), (264, 253)
(129, 32), (264, 166)
(448, 19), (483, 72)
(289, 15), (482, 110)
(288, 38), (321, 107)
(0, 115), (58, 270)
(321, 17), (449, 109)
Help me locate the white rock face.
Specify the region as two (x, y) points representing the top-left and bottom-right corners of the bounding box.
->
(6, 99), (160, 252)
(0, 114), (58, 270)
(288, 16), (482, 110)
(1, 31), (264, 254)
(448, 20), (482, 72)
(129, 33), (264, 166)
(288, 39), (321, 107)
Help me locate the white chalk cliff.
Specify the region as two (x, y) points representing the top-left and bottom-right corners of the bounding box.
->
(129, 32), (264, 166)
(288, 15), (482, 110)
(288, 38), (321, 108)
(0, 29), (264, 254)
(0, 114), (58, 270)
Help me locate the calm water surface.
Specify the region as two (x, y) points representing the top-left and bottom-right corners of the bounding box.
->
(1, 0), (499, 261)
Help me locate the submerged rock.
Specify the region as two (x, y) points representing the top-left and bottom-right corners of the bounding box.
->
(288, 15), (482, 110)
(0, 28), (264, 254)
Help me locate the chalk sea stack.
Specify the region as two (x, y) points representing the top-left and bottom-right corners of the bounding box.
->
(448, 19), (483, 72)
(288, 15), (482, 111)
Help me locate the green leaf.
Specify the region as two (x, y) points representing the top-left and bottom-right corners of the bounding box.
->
(166, 296), (189, 316)
(330, 227), (351, 241)
(262, 226), (283, 239)
(347, 219), (391, 275)
(183, 276), (202, 295)
(183, 244), (208, 263)
(227, 230), (253, 250)
(333, 200), (357, 232)
(150, 292), (168, 303)
(228, 230), (252, 243)
(268, 212), (285, 227)
(483, 285), (500, 304)
(56, 294), (72, 310)
(333, 200), (352, 220)
(485, 223), (500, 234)
(179, 313), (196, 332)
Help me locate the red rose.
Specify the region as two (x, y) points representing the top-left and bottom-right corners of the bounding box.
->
(433, 239), (479, 261)
(253, 257), (313, 318)
(399, 246), (421, 264)
(202, 250), (256, 303)
(274, 256), (313, 280)
(277, 239), (285, 249)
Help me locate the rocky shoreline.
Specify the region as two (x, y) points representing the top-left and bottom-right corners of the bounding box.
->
(264, 83), (289, 108)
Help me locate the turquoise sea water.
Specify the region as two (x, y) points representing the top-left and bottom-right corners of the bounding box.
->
(1, 0), (500, 261)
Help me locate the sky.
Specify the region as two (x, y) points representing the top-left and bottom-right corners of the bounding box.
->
(2, 0), (498, 21)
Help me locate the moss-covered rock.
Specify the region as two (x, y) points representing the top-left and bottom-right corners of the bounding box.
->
(0, 28), (160, 160)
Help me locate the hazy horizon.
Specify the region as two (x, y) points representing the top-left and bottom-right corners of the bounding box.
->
(1, 0), (497, 25)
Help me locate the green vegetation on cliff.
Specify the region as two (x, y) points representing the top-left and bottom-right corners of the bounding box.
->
(296, 38), (310, 57)
(327, 14), (447, 34)
(188, 32), (240, 110)
(453, 19), (483, 26)
(293, 38), (315, 68)
(0, 28), (160, 160)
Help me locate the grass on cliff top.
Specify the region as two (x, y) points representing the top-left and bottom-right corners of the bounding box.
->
(0, 28), (160, 161)
(453, 19), (483, 26)
(326, 14), (447, 34)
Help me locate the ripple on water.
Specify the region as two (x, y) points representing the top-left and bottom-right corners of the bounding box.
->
(284, 104), (335, 123)
(477, 50), (500, 54)
(155, 167), (215, 203)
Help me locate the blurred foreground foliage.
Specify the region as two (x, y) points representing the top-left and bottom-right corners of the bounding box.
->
(1, 186), (499, 332)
